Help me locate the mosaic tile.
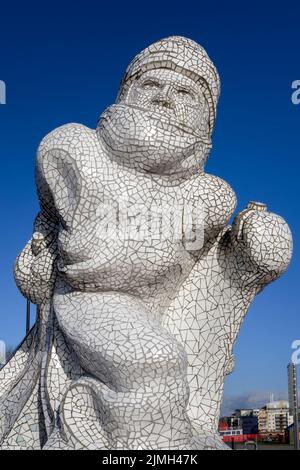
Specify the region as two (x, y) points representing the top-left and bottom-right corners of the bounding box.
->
(0, 36), (292, 450)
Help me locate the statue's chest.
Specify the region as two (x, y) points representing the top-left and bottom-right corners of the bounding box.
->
(71, 159), (199, 248)
(84, 165), (187, 219)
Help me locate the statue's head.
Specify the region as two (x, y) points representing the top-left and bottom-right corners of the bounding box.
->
(97, 36), (220, 177)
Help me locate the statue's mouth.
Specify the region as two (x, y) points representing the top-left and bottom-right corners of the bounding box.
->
(113, 103), (200, 138)
(98, 103), (212, 148)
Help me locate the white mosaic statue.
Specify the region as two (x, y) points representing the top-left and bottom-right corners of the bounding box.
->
(0, 36), (292, 450)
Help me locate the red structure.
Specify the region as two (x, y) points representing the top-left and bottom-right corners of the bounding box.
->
(221, 433), (257, 443)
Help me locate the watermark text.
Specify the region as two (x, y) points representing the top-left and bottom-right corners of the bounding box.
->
(291, 80), (300, 105)
(291, 340), (300, 365)
(0, 80), (6, 104)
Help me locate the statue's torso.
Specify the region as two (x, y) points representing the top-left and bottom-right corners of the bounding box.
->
(38, 124), (236, 302)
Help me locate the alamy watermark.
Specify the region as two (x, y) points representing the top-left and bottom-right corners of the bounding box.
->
(91, 199), (205, 251)
(291, 340), (300, 365)
(291, 80), (300, 105)
(0, 80), (6, 104)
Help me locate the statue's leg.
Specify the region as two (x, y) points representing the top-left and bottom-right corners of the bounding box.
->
(53, 289), (193, 449)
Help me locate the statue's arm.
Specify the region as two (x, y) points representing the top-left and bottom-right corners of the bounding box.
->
(226, 203), (293, 290)
(14, 123), (92, 304)
(14, 131), (61, 305)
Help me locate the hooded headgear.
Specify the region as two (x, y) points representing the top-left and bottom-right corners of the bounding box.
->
(118, 36), (221, 134)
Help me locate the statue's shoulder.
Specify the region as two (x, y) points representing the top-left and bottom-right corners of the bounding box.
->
(194, 172), (232, 190)
(188, 172), (237, 217)
(38, 123), (96, 156)
(36, 123), (99, 179)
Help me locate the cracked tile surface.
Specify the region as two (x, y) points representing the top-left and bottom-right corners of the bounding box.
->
(0, 36), (292, 450)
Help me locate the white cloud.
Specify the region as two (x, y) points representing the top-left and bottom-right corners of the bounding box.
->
(221, 390), (294, 416)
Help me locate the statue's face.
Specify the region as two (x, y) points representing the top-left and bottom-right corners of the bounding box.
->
(97, 68), (211, 177)
(122, 69), (209, 137)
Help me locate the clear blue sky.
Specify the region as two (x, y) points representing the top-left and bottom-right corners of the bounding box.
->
(0, 0), (299, 410)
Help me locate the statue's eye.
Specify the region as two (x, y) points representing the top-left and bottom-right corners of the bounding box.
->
(177, 88), (194, 100)
(141, 80), (160, 90)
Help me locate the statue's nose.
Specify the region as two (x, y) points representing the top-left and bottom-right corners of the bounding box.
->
(151, 87), (174, 109)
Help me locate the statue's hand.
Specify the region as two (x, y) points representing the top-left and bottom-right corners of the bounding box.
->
(231, 201), (292, 275)
(14, 212), (58, 305)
